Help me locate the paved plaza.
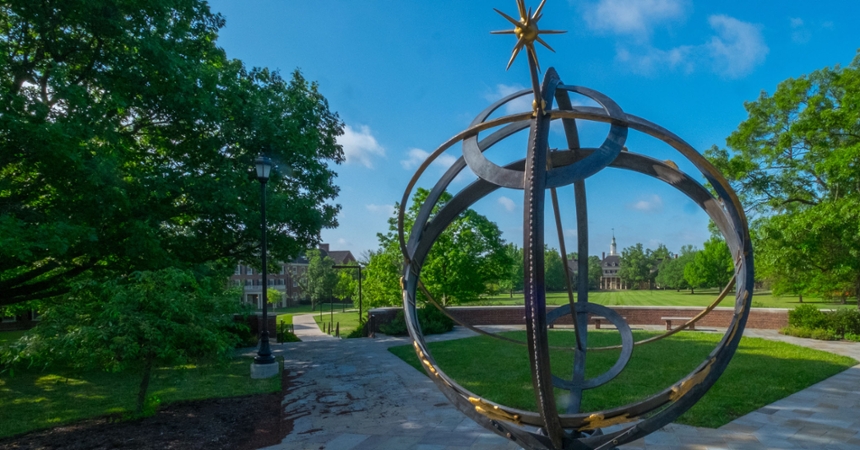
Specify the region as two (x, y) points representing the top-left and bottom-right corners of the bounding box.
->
(258, 314), (860, 450)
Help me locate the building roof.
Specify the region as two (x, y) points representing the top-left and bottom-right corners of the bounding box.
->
(327, 250), (356, 265)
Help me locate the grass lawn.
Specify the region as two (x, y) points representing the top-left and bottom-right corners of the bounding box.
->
(389, 330), (857, 428)
(480, 289), (858, 309)
(0, 355), (281, 439)
(313, 310), (363, 336)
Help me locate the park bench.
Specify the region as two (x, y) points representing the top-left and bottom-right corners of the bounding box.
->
(591, 316), (626, 329)
(661, 317), (695, 331)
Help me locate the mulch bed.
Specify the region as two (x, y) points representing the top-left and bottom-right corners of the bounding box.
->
(0, 371), (295, 450)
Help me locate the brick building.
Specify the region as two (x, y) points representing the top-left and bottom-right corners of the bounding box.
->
(229, 243), (356, 308)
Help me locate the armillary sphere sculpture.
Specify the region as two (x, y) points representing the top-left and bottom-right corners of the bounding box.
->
(397, 1), (753, 449)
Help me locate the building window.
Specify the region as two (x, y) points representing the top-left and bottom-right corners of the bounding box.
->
(1, 315), (16, 323)
(247, 267), (254, 275)
(235, 265), (242, 275)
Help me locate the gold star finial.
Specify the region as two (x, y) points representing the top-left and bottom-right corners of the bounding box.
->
(491, 0), (566, 73)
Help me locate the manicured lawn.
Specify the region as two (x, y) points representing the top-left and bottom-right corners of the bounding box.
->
(389, 330), (857, 428)
(480, 289), (857, 309)
(313, 310), (363, 336)
(0, 356), (281, 439)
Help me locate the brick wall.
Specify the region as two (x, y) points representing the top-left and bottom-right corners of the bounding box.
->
(368, 305), (788, 332)
(234, 314), (279, 341)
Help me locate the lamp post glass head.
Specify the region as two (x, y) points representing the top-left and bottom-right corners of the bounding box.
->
(255, 155), (273, 182)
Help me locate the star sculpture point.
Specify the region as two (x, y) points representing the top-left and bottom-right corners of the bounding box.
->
(491, 0), (566, 72)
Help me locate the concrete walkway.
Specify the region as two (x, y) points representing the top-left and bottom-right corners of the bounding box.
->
(262, 323), (860, 450)
(290, 313), (336, 342)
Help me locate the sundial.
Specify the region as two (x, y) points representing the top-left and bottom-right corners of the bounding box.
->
(397, 1), (754, 449)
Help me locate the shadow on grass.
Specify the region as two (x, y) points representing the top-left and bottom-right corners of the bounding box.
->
(389, 330), (857, 428)
(0, 357), (280, 439)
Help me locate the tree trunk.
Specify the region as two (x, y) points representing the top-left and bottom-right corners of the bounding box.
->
(509, 290), (513, 299)
(798, 293), (803, 303)
(690, 288), (695, 294)
(137, 354), (155, 414)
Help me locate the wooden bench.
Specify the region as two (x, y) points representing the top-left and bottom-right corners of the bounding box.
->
(661, 317), (695, 331)
(591, 316), (626, 329)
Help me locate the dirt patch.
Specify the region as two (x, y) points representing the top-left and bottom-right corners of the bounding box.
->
(0, 371), (294, 450)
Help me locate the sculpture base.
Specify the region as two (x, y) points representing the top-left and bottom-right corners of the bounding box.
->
(250, 360), (280, 379)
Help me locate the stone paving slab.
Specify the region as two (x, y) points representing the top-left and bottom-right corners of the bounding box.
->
(262, 325), (860, 450)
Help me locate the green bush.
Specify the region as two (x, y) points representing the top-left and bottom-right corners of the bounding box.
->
(780, 326), (813, 338)
(379, 304), (454, 336)
(345, 318), (368, 339)
(830, 308), (860, 338)
(788, 304), (829, 329)
(276, 322), (301, 343)
(810, 328), (838, 341)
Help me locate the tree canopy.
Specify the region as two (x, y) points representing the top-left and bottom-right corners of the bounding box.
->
(655, 245), (696, 292)
(618, 243), (655, 289)
(304, 249), (337, 309)
(0, 0), (343, 306)
(684, 238), (733, 291)
(363, 188), (512, 307)
(707, 52), (860, 305)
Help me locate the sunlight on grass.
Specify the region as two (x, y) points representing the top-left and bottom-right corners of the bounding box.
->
(389, 330), (856, 428)
(0, 356), (280, 439)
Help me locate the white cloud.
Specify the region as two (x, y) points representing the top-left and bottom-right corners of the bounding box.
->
(485, 84), (533, 115)
(498, 196), (516, 212)
(565, 229), (578, 237)
(365, 204), (394, 214)
(628, 194), (663, 212)
(582, 0), (688, 38)
(337, 124), (385, 169)
(705, 15), (769, 78)
(613, 15), (767, 79)
(400, 148), (458, 171)
(616, 44), (695, 76)
(789, 17), (811, 44)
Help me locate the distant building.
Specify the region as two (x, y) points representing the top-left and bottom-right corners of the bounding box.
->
(229, 243), (356, 308)
(565, 231), (630, 290)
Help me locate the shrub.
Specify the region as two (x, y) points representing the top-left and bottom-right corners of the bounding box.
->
(780, 326), (813, 339)
(788, 304), (829, 329)
(810, 328), (838, 341)
(379, 304), (454, 336)
(345, 318), (368, 339)
(829, 309), (860, 338)
(845, 333), (860, 342)
(276, 322), (301, 342)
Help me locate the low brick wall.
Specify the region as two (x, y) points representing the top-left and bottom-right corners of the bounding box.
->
(368, 305), (788, 332)
(234, 313), (279, 341)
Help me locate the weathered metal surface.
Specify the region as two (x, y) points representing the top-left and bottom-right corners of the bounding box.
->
(396, 2), (753, 448)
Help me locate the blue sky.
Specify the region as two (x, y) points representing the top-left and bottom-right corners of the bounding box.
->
(208, 0), (859, 259)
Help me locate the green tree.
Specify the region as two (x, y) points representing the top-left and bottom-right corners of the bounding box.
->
(656, 245), (696, 292)
(364, 188), (512, 306)
(684, 238), (733, 292)
(305, 249), (337, 310)
(3, 269), (242, 414)
(499, 243), (523, 298)
(334, 263), (358, 303)
(0, 0), (343, 307)
(706, 53), (860, 308)
(362, 246), (402, 309)
(566, 253), (603, 291)
(618, 243), (655, 289)
(266, 288), (281, 309)
(544, 246), (567, 292)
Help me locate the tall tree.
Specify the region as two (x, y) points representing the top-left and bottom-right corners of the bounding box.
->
(618, 243), (655, 289)
(656, 245), (696, 292)
(305, 249), (337, 310)
(499, 243), (523, 298)
(684, 238), (733, 291)
(544, 246), (567, 292)
(0, 0), (343, 307)
(363, 188), (512, 307)
(566, 253), (603, 291)
(706, 53), (860, 308)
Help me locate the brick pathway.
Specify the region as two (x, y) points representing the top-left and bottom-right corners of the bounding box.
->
(260, 323), (860, 450)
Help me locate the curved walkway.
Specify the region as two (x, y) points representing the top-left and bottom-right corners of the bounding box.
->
(262, 325), (860, 450)
(291, 313), (336, 342)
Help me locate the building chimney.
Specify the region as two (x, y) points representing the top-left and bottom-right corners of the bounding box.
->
(319, 243), (330, 253)
(602, 251), (606, 260)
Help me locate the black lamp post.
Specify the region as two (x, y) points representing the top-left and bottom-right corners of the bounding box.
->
(254, 155), (275, 366)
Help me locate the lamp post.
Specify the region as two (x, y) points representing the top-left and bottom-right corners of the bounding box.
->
(254, 155), (276, 367)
